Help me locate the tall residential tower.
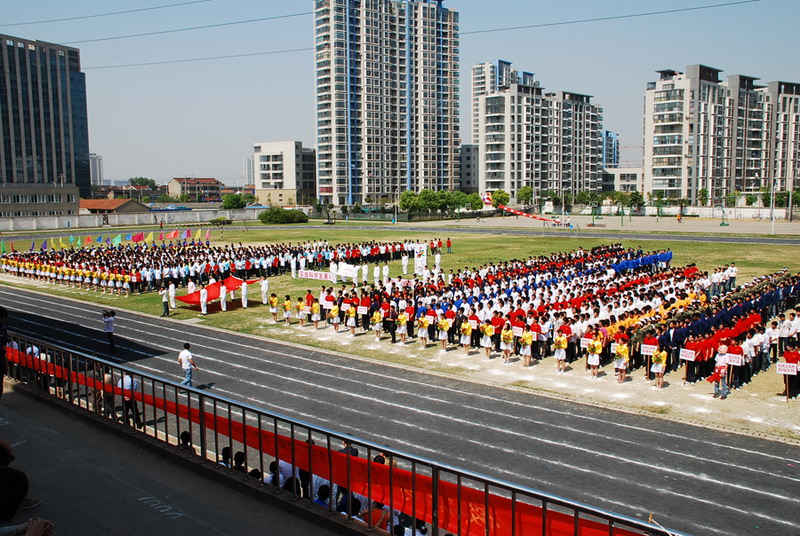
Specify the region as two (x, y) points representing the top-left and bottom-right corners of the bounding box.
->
(314, 0), (460, 206)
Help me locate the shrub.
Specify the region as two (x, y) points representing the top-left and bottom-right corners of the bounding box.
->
(258, 207), (309, 224)
(209, 217), (232, 225)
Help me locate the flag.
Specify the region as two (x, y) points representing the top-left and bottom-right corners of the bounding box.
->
(482, 191), (493, 206)
(205, 229), (211, 241)
(194, 228), (201, 240)
(144, 232), (154, 243)
(84, 235), (92, 245)
(706, 370), (723, 383)
(96, 235), (104, 243)
(112, 234), (122, 246)
(9, 240), (14, 252)
(59, 237), (66, 249)
(182, 229), (191, 239)
(41, 239), (47, 251)
(1, 241), (5, 254)
(166, 230), (179, 239)
(158, 232), (164, 241)
(69, 235), (75, 244)
(131, 232), (145, 243)
(125, 233), (132, 241)
(30, 239), (35, 251)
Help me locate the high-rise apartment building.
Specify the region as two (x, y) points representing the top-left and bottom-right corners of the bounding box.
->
(243, 155), (255, 187)
(314, 0), (460, 206)
(601, 131), (620, 169)
(470, 60), (523, 144)
(89, 153), (104, 186)
(473, 60), (602, 202)
(643, 65), (799, 203)
(253, 141), (316, 206)
(0, 34), (88, 216)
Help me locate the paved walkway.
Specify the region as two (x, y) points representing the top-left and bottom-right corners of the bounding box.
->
(0, 386), (336, 536)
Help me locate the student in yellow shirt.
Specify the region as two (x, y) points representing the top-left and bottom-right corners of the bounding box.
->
(346, 304), (357, 336)
(480, 320), (495, 359)
(553, 332), (568, 373)
(328, 302), (340, 332)
(500, 323), (514, 364)
(296, 298), (307, 327)
(587, 332), (603, 379)
(437, 315), (451, 352)
(311, 299), (321, 329)
(282, 295), (293, 324)
(614, 340), (630, 384)
(459, 320), (473, 355)
(268, 293), (279, 322)
(651, 344), (667, 389)
(397, 310), (408, 344)
(371, 309), (383, 340)
(417, 315), (430, 348)
(520, 325), (534, 367)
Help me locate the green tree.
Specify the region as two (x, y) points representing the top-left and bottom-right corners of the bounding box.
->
(399, 190), (421, 212)
(436, 189), (453, 214)
(574, 191), (593, 205)
(243, 193), (256, 204)
(516, 186), (533, 206)
(725, 190), (741, 207)
(611, 191), (631, 206)
(177, 194), (190, 203)
(467, 192), (483, 211)
(141, 196), (151, 203)
(129, 177), (156, 189)
(491, 189), (510, 209)
(629, 191), (645, 207)
(698, 188), (710, 207)
(776, 192), (789, 207)
(221, 193), (247, 209)
(449, 190), (468, 211)
(418, 189), (438, 213)
(745, 193), (758, 206)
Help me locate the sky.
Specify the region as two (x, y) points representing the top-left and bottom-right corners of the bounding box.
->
(2, 0), (798, 186)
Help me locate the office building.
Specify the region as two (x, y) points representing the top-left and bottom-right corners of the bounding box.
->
(643, 65), (800, 203)
(473, 60), (602, 202)
(0, 34), (89, 216)
(89, 153), (104, 186)
(253, 141), (316, 206)
(314, 0), (460, 206)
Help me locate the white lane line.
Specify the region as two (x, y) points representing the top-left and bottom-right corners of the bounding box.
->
(13, 318), (798, 510)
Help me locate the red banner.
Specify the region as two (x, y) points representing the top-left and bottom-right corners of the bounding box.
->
(5, 347), (642, 536)
(176, 276), (260, 305)
(497, 205), (559, 223)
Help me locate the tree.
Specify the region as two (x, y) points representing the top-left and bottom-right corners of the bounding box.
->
(611, 191), (631, 206)
(467, 192), (483, 211)
(574, 191), (593, 205)
(516, 186), (533, 206)
(449, 190), (468, 211)
(745, 193), (758, 206)
(776, 192), (789, 207)
(258, 207), (309, 224)
(177, 194), (190, 203)
(698, 188), (710, 207)
(436, 189), (453, 214)
(129, 177), (156, 189)
(141, 196), (151, 203)
(243, 193), (257, 204)
(725, 190), (740, 207)
(418, 189), (438, 213)
(221, 193), (247, 209)
(399, 190), (421, 212)
(629, 191), (645, 207)
(491, 189), (510, 209)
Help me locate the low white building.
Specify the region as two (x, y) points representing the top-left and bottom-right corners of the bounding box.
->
(253, 141), (316, 207)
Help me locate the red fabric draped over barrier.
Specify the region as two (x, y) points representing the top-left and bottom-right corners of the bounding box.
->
(5, 347), (641, 536)
(176, 276), (260, 305)
(497, 205), (559, 223)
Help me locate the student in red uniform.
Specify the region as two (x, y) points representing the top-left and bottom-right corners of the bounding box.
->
(783, 342), (800, 399)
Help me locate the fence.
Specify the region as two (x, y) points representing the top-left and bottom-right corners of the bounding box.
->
(4, 332), (691, 536)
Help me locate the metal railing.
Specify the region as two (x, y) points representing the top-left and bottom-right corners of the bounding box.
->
(5, 331), (692, 536)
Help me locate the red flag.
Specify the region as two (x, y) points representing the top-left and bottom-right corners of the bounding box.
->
(84, 236), (92, 244)
(205, 229), (211, 241)
(183, 229), (191, 239)
(9, 240), (14, 252)
(706, 370), (723, 383)
(166, 230), (179, 239)
(131, 232), (145, 243)
(158, 232), (164, 241)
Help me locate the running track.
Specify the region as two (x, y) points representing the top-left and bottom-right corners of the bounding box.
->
(2, 285), (798, 535)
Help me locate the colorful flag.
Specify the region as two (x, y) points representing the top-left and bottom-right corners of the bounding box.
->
(40, 239), (47, 251)
(182, 229), (191, 239)
(166, 230), (179, 239)
(125, 233), (132, 241)
(131, 232), (145, 243)
(1, 241), (5, 254)
(96, 235), (104, 243)
(84, 235), (92, 245)
(158, 232), (164, 241)
(30, 239), (35, 251)
(59, 237), (66, 249)
(9, 240), (14, 252)
(105, 237), (112, 245)
(69, 235), (75, 244)
(194, 228), (202, 240)
(112, 234), (122, 246)
(205, 229), (211, 241)
(144, 232), (154, 243)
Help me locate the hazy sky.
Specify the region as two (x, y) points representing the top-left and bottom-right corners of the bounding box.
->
(3, 0), (797, 185)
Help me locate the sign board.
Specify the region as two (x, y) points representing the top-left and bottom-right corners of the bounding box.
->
(322, 301), (333, 310)
(468, 320), (478, 329)
(580, 337), (592, 349)
(512, 327), (524, 338)
(341, 303), (351, 311)
(679, 348), (696, 362)
(302, 306), (311, 313)
(357, 306), (368, 315)
(610, 343), (618, 354)
(640, 344), (658, 356)
(298, 270), (333, 281)
(337, 263), (355, 279)
(776, 363), (798, 375)
(726, 354), (743, 366)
